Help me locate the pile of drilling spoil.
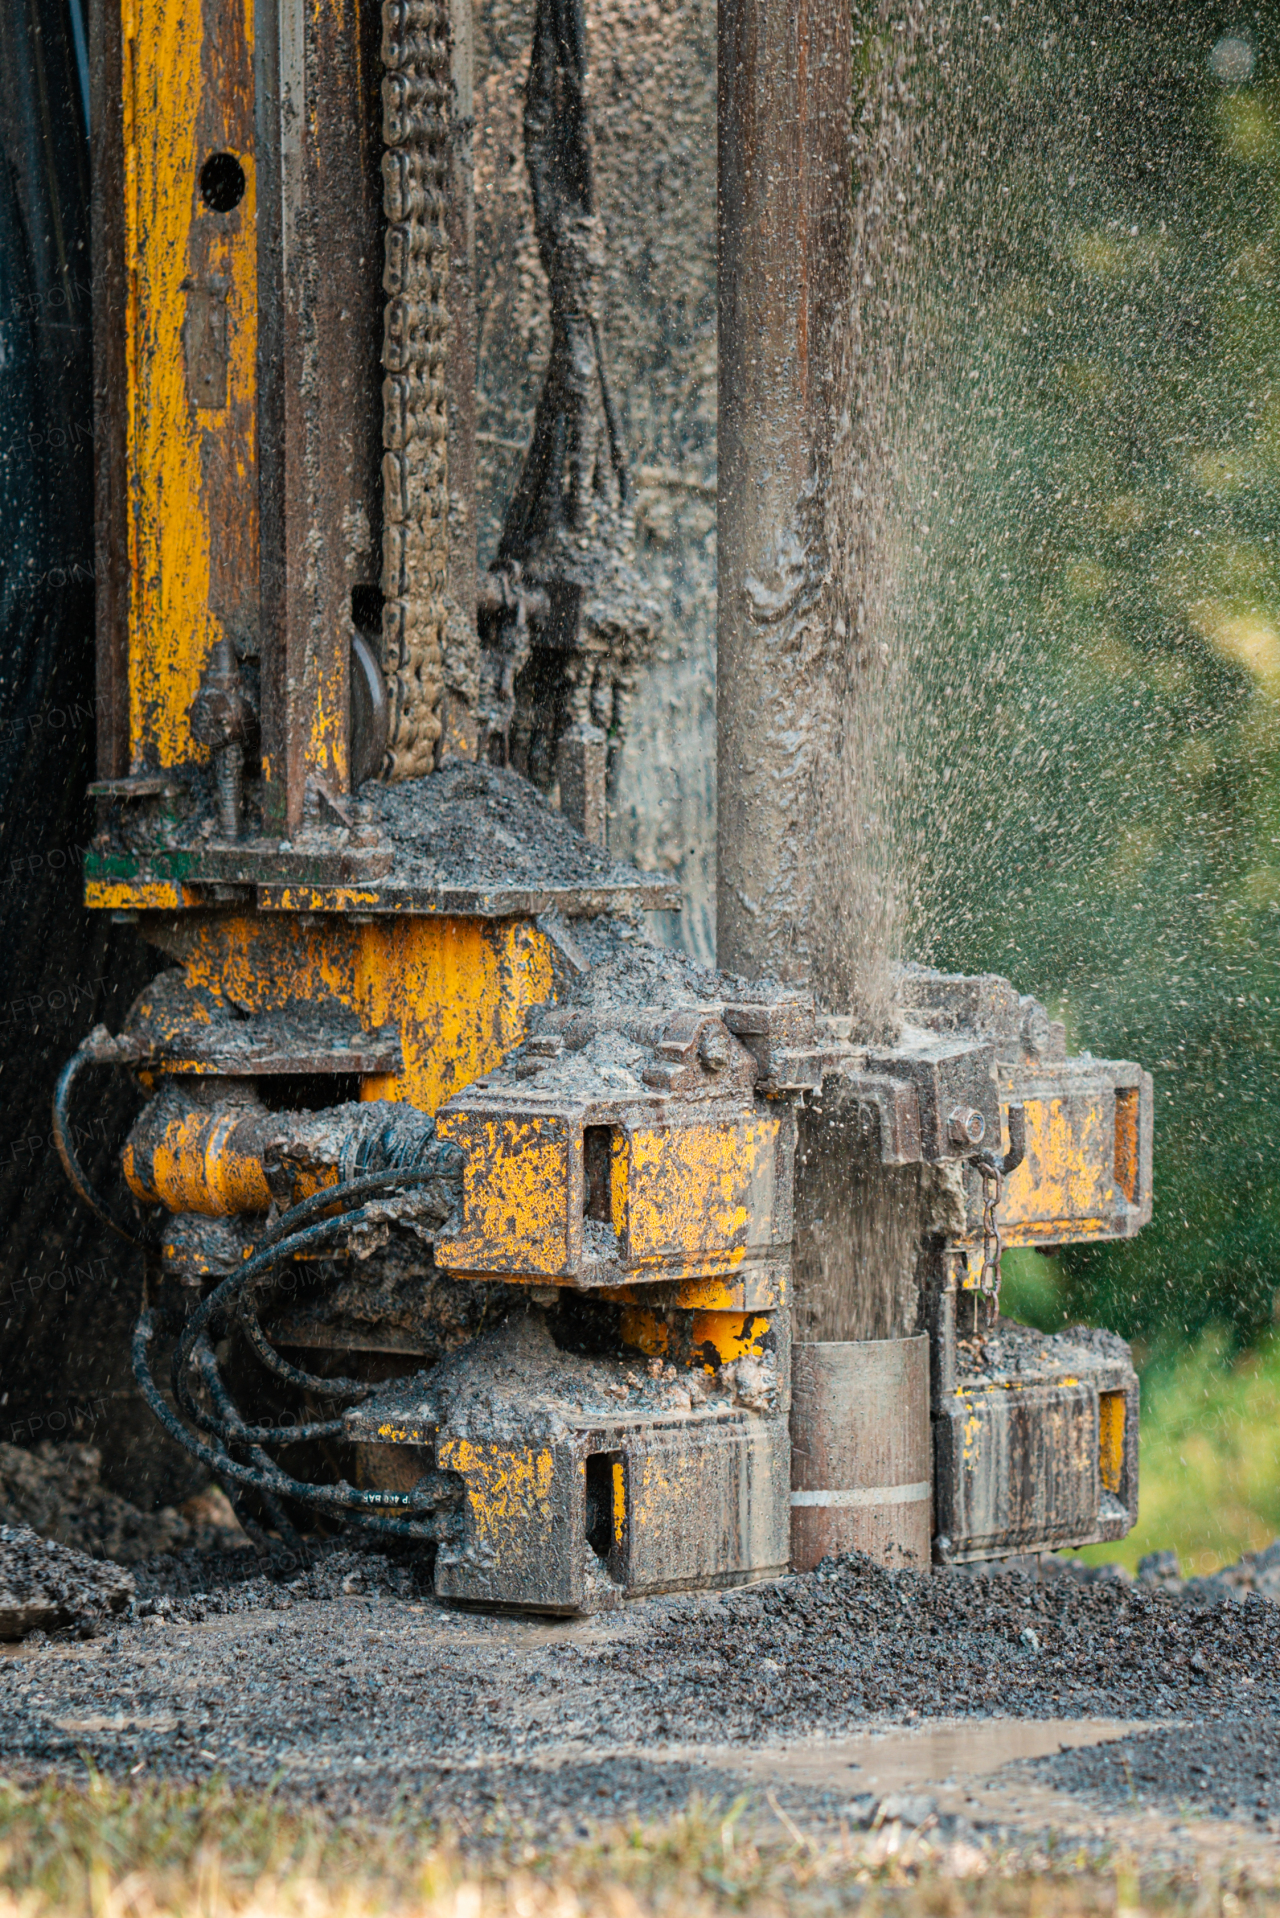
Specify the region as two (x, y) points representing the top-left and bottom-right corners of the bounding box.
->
(0, 1525), (134, 1640)
(370, 764), (674, 901)
(3, 1546), (1279, 1857)
(0, 1443), (246, 1566)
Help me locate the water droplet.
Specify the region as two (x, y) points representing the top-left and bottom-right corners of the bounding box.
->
(1209, 35), (1255, 86)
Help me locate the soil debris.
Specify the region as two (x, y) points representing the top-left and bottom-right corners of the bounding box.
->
(370, 764), (656, 895)
(0, 1524), (134, 1640)
(129, 1540), (432, 1619)
(1024, 1720), (1280, 1831)
(0, 1443), (245, 1567)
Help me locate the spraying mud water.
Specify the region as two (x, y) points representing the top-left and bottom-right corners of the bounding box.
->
(496, 0), (1280, 1344)
(477, 0), (1247, 1345)
(818, 0), (1280, 1345)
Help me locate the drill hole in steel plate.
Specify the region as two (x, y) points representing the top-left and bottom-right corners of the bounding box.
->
(200, 152), (246, 212)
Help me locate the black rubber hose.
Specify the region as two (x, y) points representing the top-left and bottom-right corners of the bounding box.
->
(193, 1334), (309, 1557)
(133, 1310), (454, 1539)
(166, 1197), (447, 1517)
(52, 1045), (149, 1247)
(157, 1170), (456, 1534)
(210, 1164), (454, 1403)
(172, 1166), (454, 1419)
(170, 1208), (389, 1414)
(256, 1165), (455, 1252)
(235, 1291), (389, 1404)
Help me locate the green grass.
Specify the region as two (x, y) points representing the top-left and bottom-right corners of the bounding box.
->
(1001, 1253), (1280, 1575)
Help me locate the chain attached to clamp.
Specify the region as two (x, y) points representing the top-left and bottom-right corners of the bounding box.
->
(968, 1103), (1024, 1315)
(976, 1160), (1003, 1304)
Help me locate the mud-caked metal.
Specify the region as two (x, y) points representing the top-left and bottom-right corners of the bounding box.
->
(59, 0), (1156, 1610)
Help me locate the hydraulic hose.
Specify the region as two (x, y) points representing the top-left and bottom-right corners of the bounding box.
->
(139, 1167), (460, 1541)
(52, 1043), (149, 1247)
(133, 1311), (456, 1541)
(170, 1165), (454, 1437)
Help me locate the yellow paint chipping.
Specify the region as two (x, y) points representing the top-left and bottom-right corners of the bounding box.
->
(169, 913), (557, 1113)
(124, 0), (258, 772)
(437, 1438), (557, 1558)
(435, 1114), (574, 1275)
(619, 1117), (779, 1269)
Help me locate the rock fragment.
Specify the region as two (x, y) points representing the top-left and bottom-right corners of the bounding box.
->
(0, 1523), (134, 1639)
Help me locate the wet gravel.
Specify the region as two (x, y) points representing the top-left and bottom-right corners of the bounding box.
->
(0, 1525), (134, 1640)
(1, 1545), (1278, 1843)
(631, 1556), (1280, 1736)
(1024, 1721), (1280, 1832)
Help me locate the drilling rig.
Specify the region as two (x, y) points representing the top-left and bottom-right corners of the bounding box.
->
(51, 0), (1153, 1609)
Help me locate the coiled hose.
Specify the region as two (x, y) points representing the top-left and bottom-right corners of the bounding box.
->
(54, 1040), (464, 1544)
(129, 1164), (464, 1546)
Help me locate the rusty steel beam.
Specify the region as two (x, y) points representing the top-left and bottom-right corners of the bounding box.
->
(257, 0), (384, 832)
(716, 0), (850, 982)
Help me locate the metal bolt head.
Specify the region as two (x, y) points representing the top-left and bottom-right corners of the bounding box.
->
(947, 1106), (986, 1147)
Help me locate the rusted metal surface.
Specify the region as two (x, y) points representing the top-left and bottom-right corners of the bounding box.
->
(897, 970), (1153, 1255)
(381, 0), (453, 779)
(930, 1320), (1140, 1564)
(269, 0), (384, 824)
(790, 970), (1154, 1343)
(963, 1059), (1154, 1250)
(72, 0), (1160, 1597)
(716, 0), (850, 985)
(479, 0), (657, 810)
(347, 1312), (790, 1611)
(789, 1337), (931, 1573)
(109, 0), (258, 782)
(83, 970), (404, 1076)
(434, 1001), (797, 1290)
(440, 0), (482, 762)
(555, 723), (607, 844)
(106, 906), (558, 1114)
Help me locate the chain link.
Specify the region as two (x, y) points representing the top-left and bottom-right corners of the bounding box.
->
(380, 0), (451, 779)
(977, 1160), (1003, 1303)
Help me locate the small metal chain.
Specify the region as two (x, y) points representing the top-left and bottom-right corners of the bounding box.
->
(977, 1161), (1003, 1302)
(381, 0), (451, 779)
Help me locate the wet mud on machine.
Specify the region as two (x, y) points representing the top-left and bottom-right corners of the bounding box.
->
(54, 0), (1154, 1609)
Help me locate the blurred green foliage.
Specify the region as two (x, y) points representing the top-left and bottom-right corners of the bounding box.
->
(1000, 1256), (1280, 1570)
(1081, 1326), (1280, 1573)
(897, 2), (1280, 1348)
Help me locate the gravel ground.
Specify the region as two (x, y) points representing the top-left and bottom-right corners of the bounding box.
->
(0, 1526), (133, 1639)
(1022, 1721), (1280, 1833)
(1, 1543), (1278, 1853)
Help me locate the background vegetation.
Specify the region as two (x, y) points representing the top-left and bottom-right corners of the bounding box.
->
(894, 5), (1280, 1353)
